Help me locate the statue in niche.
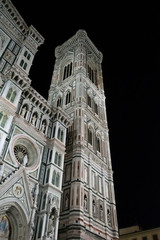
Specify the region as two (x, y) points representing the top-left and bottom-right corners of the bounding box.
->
(31, 114), (37, 125)
(41, 122), (46, 133)
(48, 213), (55, 239)
(84, 194), (87, 210)
(21, 106), (27, 118)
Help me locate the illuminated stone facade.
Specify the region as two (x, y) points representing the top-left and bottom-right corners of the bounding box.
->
(0, 0), (119, 239)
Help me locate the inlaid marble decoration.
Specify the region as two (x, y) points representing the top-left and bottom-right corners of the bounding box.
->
(0, 29), (10, 57)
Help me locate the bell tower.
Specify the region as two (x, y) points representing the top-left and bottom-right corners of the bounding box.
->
(48, 30), (119, 240)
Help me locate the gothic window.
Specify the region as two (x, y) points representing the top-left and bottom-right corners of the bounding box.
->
(63, 62), (72, 80)
(56, 172), (60, 187)
(42, 193), (46, 209)
(94, 101), (98, 115)
(20, 59), (24, 67)
(87, 94), (91, 107)
(6, 87), (17, 103)
(57, 97), (62, 107)
(6, 87), (12, 100)
(52, 170), (60, 187)
(65, 91), (71, 105)
(58, 128), (64, 142)
(88, 65), (94, 83)
(52, 170), (56, 185)
(10, 90), (17, 103)
(96, 135), (101, 153)
(52, 126), (56, 138)
(38, 218), (43, 238)
(88, 128), (93, 145)
(23, 62), (27, 70)
(24, 50), (28, 57)
(49, 150), (52, 162)
(46, 168), (50, 183)
(0, 113), (8, 128)
(54, 152), (61, 167)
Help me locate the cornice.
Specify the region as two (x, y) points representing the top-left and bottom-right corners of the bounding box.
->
(55, 29), (103, 62)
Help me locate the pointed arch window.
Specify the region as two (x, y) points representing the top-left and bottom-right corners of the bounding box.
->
(10, 90), (17, 103)
(6, 87), (13, 100)
(58, 128), (64, 142)
(96, 135), (101, 153)
(52, 170), (60, 187)
(46, 168), (50, 183)
(55, 152), (61, 167)
(87, 94), (91, 107)
(65, 91), (71, 105)
(63, 62), (72, 80)
(6, 87), (17, 103)
(0, 113), (8, 128)
(57, 97), (62, 107)
(94, 101), (98, 115)
(88, 128), (93, 145)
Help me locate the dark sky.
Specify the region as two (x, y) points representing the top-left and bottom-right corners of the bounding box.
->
(11, 1), (160, 230)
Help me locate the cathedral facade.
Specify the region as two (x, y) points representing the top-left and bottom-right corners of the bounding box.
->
(0, 0), (119, 239)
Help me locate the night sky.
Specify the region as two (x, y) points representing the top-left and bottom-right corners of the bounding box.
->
(11, 1), (160, 230)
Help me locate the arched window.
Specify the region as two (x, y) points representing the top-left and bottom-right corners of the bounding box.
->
(96, 136), (101, 153)
(38, 218), (43, 238)
(27, 53), (31, 60)
(94, 102), (98, 115)
(56, 173), (60, 187)
(88, 128), (93, 145)
(52, 170), (56, 185)
(63, 62), (72, 80)
(24, 50), (28, 57)
(6, 87), (13, 100)
(23, 62), (27, 70)
(87, 94), (91, 107)
(52, 126), (56, 138)
(0, 112), (3, 121)
(42, 193), (46, 210)
(0, 115), (8, 128)
(65, 91), (71, 105)
(55, 152), (61, 167)
(57, 97), (62, 107)
(46, 168), (50, 183)
(58, 128), (63, 142)
(10, 90), (17, 103)
(20, 59), (24, 67)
